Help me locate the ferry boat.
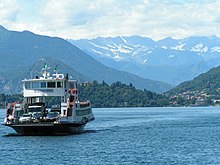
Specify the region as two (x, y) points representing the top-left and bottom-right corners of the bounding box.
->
(3, 64), (95, 135)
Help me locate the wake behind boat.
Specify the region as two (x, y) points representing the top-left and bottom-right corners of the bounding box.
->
(3, 64), (95, 135)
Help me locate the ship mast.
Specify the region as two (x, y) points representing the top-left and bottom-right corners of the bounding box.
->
(41, 63), (50, 79)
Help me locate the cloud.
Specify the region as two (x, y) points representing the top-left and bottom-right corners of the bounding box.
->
(1, 0), (220, 40)
(0, 0), (20, 23)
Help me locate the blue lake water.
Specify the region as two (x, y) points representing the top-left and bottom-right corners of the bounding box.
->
(1, 107), (220, 164)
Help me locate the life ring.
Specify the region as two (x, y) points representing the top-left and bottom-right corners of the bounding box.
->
(71, 88), (77, 94)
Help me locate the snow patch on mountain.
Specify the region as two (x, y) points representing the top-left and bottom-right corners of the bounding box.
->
(89, 41), (109, 50)
(171, 44), (185, 50)
(132, 52), (137, 57)
(90, 48), (103, 55)
(211, 46), (220, 52)
(123, 45), (133, 50)
(133, 44), (141, 48)
(114, 54), (122, 60)
(202, 46), (208, 52)
(118, 45), (132, 53)
(162, 45), (167, 49)
(120, 36), (128, 44)
(107, 44), (115, 48)
(109, 42), (130, 53)
(143, 59), (148, 63)
(191, 44), (209, 53)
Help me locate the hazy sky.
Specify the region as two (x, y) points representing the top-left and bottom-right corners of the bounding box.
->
(1, 0), (220, 40)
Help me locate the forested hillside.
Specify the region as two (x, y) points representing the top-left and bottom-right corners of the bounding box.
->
(78, 81), (169, 107)
(0, 81), (170, 108)
(166, 66), (220, 106)
(167, 66), (220, 96)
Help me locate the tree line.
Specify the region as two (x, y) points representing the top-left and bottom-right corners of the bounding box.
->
(77, 81), (170, 108)
(0, 81), (171, 108)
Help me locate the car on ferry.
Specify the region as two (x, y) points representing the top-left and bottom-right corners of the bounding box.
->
(32, 112), (42, 120)
(19, 114), (32, 123)
(46, 112), (60, 122)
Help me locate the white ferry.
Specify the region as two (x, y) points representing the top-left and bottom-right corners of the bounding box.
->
(3, 64), (95, 135)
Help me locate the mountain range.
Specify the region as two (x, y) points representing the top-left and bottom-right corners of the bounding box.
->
(0, 25), (172, 94)
(69, 36), (220, 85)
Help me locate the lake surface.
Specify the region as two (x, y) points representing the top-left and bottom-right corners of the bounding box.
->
(1, 107), (220, 164)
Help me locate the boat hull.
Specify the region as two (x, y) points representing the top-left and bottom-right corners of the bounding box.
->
(3, 123), (86, 135)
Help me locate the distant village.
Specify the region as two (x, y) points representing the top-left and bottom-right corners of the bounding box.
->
(169, 90), (220, 107)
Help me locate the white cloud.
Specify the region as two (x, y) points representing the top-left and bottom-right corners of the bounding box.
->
(0, 0), (20, 24)
(1, 0), (220, 40)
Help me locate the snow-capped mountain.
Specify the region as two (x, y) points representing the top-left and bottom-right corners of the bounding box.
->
(157, 36), (220, 57)
(69, 36), (155, 64)
(0, 26), (173, 94)
(68, 36), (220, 85)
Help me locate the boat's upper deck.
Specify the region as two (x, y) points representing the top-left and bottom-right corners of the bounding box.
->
(22, 73), (76, 97)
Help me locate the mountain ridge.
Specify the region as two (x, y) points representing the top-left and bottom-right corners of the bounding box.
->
(165, 66), (220, 106)
(0, 26), (172, 94)
(167, 66), (220, 95)
(69, 35), (220, 85)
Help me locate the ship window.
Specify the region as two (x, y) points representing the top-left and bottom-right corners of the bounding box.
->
(41, 82), (46, 88)
(57, 82), (62, 88)
(47, 82), (56, 88)
(32, 82), (40, 88)
(25, 82), (31, 89)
